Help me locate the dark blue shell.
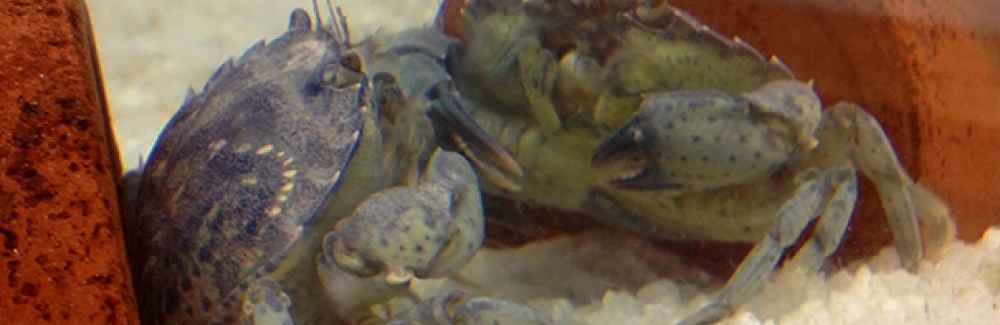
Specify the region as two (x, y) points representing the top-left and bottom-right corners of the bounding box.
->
(128, 9), (364, 325)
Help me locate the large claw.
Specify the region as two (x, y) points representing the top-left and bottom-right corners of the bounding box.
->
(387, 291), (550, 325)
(591, 80), (821, 192)
(355, 26), (524, 191)
(318, 148), (486, 318)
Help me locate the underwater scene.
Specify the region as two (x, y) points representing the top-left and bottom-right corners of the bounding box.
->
(87, 0), (1000, 324)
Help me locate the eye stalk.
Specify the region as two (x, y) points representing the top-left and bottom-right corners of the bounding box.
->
(322, 51), (364, 88)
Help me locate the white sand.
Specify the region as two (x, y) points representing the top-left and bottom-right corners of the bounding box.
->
(439, 229), (1000, 325)
(87, 0), (1000, 324)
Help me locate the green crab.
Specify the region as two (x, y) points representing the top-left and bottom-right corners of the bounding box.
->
(426, 0), (955, 323)
(121, 6), (545, 325)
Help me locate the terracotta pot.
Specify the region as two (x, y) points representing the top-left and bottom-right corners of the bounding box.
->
(0, 1), (138, 324)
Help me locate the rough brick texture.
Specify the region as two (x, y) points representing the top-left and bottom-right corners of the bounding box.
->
(0, 1), (138, 324)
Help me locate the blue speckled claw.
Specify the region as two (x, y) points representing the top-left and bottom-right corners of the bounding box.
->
(318, 148), (487, 320)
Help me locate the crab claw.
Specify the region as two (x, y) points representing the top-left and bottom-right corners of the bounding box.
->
(318, 149), (487, 319)
(355, 26), (525, 192)
(426, 82), (526, 192)
(322, 148), (485, 283)
(592, 89), (801, 191)
(388, 291), (550, 325)
(590, 113), (679, 190)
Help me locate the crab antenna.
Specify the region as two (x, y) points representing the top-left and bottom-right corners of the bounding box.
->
(311, 0), (324, 30)
(334, 4), (351, 45)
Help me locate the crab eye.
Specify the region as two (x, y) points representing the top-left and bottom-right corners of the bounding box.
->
(321, 51), (363, 88)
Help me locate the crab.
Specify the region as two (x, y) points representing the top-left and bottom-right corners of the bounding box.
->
(417, 0), (957, 323)
(120, 7), (546, 325)
(121, 0), (957, 324)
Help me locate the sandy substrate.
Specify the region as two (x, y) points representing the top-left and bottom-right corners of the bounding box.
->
(87, 0), (1000, 324)
(437, 229), (1000, 325)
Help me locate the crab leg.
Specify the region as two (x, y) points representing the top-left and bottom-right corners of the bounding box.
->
(841, 103), (953, 265)
(908, 184), (954, 260)
(677, 164), (858, 325)
(830, 104), (922, 270)
(783, 165), (858, 274)
(514, 37), (563, 133)
(242, 279), (295, 325)
(676, 170), (826, 325)
(796, 103), (953, 270)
